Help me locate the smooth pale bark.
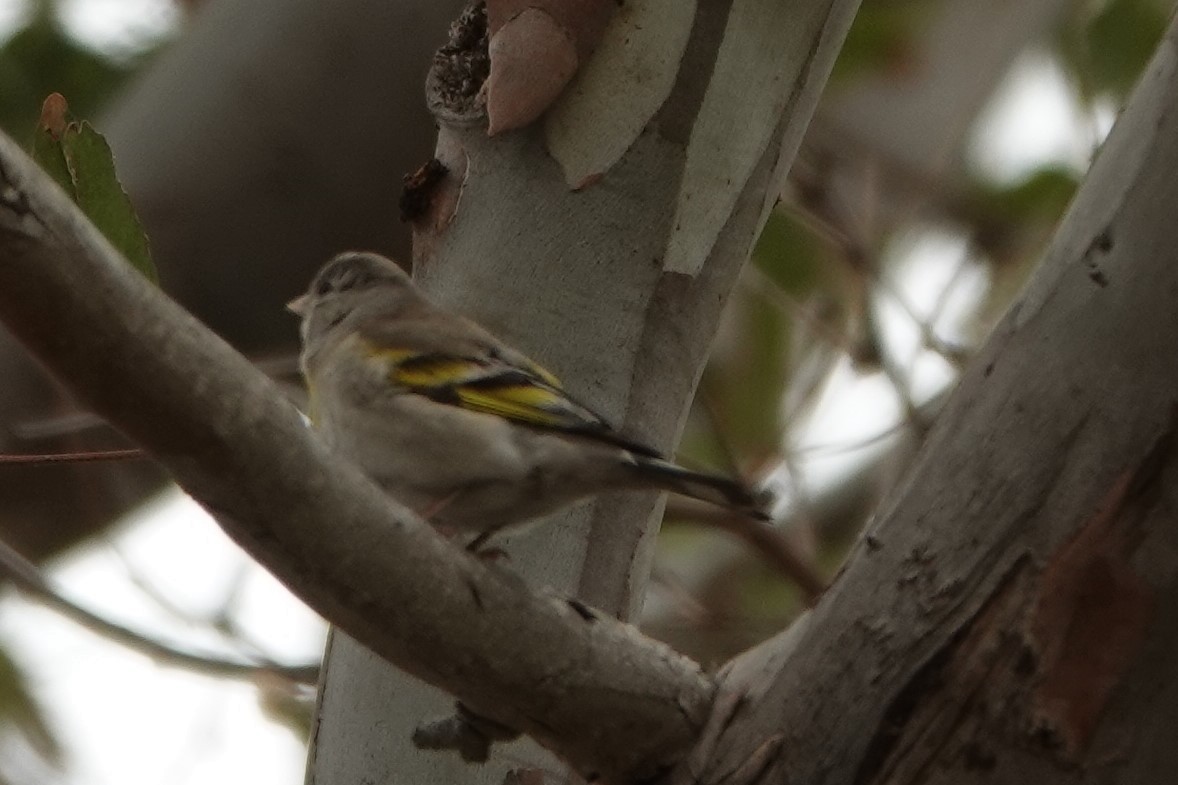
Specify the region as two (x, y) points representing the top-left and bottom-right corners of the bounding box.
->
(643, 0), (1076, 652)
(0, 0), (1072, 566)
(5, 5), (1177, 784)
(308, 1), (861, 783)
(672, 18), (1178, 785)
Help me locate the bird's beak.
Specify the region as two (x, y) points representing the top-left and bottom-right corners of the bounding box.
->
(286, 294), (310, 316)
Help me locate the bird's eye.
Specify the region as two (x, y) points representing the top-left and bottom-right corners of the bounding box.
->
(316, 278), (334, 296)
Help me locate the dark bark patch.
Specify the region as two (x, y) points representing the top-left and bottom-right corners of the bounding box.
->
(1082, 228), (1114, 287)
(428, 3), (491, 123)
(567, 597), (598, 622)
(400, 159), (450, 223)
(854, 644), (952, 784)
(854, 557), (1033, 785)
(1028, 446), (1161, 757)
(408, 137), (469, 266)
(1092, 228), (1114, 253)
(961, 741), (997, 771)
(502, 767), (546, 785)
(413, 702), (522, 763)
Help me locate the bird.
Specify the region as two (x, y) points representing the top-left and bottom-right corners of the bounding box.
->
(288, 251), (767, 546)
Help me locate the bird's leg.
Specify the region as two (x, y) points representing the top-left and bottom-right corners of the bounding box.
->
(465, 530), (493, 552)
(415, 493), (506, 559)
(464, 529), (511, 562)
(415, 493), (469, 542)
(418, 491), (462, 523)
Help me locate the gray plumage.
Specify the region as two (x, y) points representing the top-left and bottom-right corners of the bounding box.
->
(290, 251), (765, 539)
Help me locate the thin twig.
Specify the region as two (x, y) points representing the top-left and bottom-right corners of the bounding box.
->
(663, 499), (827, 603)
(0, 448), (146, 464)
(108, 544), (287, 664)
(740, 264), (854, 354)
(648, 564), (714, 626)
(873, 266), (970, 367)
(0, 537), (318, 684)
(909, 253), (974, 368)
(781, 192), (970, 367)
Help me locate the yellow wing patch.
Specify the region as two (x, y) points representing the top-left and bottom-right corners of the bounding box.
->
(367, 346), (421, 364)
(392, 359), (481, 388)
(522, 359), (561, 387)
(364, 343), (604, 432)
(455, 385), (567, 427)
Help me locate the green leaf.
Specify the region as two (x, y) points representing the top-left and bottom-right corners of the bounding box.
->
(751, 210), (827, 292)
(28, 93), (158, 283)
(1056, 0), (1169, 103)
(61, 121), (157, 282)
(830, 0), (937, 84)
(1085, 0), (1167, 98)
(966, 165), (1078, 227)
(258, 682), (314, 742)
(0, 10), (134, 138)
(30, 129), (74, 199)
(683, 211), (848, 464)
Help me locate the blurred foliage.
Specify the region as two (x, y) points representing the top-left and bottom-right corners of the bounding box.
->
(2, 4), (163, 284)
(0, 2), (146, 138)
(683, 210), (847, 468)
(0, 643), (62, 778)
(831, 0), (937, 84)
(257, 678), (315, 743)
(964, 164), (1079, 266)
(0, 0), (1171, 777)
(666, 0), (1157, 662)
(30, 93), (158, 281)
(753, 209), (829, 293)
(966, 165), (1078, 232)
(1057, 0), (1171, 103)
(835, 0), (1171, 102)
(962, 165), (1078, 325)
(648, 526), (808, 665)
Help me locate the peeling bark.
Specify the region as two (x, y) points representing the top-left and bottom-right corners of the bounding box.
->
(0, 126), (717, 783)
(670, 19), (1178, 785)
(308, 0), (861, 783)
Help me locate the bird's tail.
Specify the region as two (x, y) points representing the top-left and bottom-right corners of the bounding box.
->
(627, 456), (769, 519)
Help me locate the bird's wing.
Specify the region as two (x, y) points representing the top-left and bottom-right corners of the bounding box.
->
(357, 319), (661, 457)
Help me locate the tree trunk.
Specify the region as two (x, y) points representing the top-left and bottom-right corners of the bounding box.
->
(679, 17), (1178, 784)
(306, 1), (860, 783)
(4, 5), (1177, 785)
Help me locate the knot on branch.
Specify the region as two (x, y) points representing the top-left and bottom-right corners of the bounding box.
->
(413, 701), (521, 763)
(427, 2), (491, 125)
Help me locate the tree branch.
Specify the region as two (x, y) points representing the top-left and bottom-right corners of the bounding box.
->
(674, 20), (1178, 785)
(663, 498), (827, 602)
(0, 131), (712, 783)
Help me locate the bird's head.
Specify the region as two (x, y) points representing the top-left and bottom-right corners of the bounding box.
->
(288, 251), (416, 346)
